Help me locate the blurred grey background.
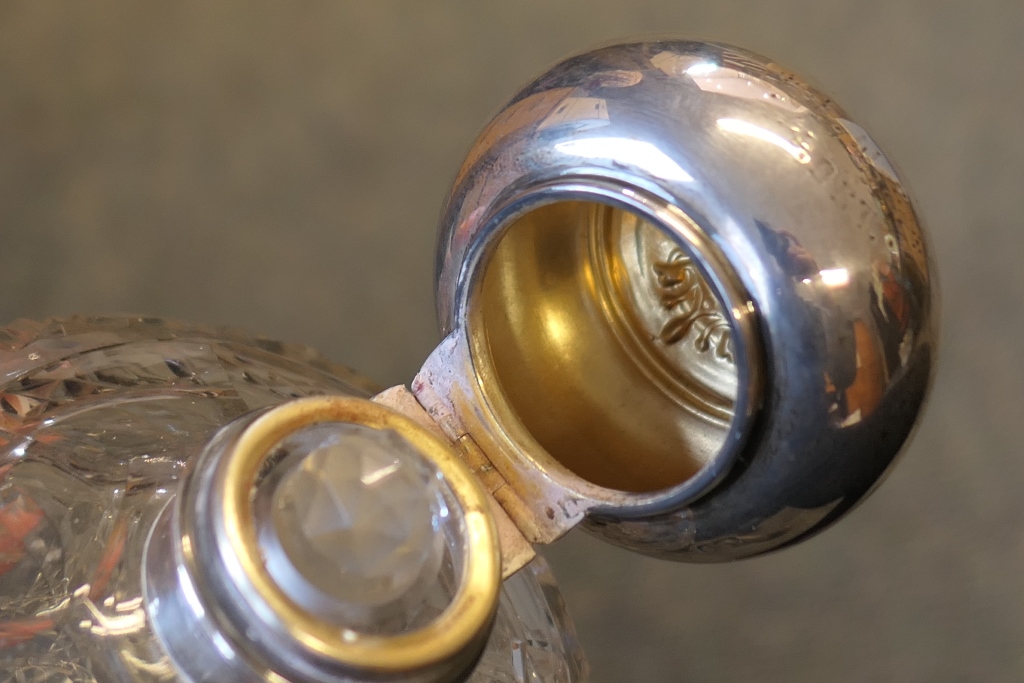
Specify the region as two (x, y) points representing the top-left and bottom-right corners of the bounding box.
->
(0, 2), (1020, 681)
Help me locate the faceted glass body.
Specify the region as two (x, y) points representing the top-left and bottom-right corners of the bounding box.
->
(0, 317), (586, 683)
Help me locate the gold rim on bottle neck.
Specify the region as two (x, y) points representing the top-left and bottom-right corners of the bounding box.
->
(203, 396), (501, 678)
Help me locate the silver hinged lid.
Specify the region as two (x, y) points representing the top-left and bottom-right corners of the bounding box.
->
(413, 40), (936, 561)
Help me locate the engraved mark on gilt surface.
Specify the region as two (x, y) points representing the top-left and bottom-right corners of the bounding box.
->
(653, 249), (733, 363)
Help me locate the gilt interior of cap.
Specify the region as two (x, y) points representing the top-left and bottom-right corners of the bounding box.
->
(474, 201), (741, 494)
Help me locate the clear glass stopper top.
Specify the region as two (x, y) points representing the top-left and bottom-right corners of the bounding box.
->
(255, 422), (453, 632)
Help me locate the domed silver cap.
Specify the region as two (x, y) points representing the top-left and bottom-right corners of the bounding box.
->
(427, 40), (936, 560)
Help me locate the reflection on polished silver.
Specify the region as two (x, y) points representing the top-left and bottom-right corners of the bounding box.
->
(421, 39), (936, 559)
(143, 396), (501, 683)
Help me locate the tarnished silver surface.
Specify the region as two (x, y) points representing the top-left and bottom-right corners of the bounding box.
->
(431, 40), (936, 561)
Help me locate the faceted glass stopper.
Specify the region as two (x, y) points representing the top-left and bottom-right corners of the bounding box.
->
(258, 422), (448, 623)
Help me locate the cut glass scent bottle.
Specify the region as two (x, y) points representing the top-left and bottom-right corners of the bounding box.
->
(0, 38), (936, 683)
(0, 317), (586, 683)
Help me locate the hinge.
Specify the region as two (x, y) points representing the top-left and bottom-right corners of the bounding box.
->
(372, 385), (535, 578)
